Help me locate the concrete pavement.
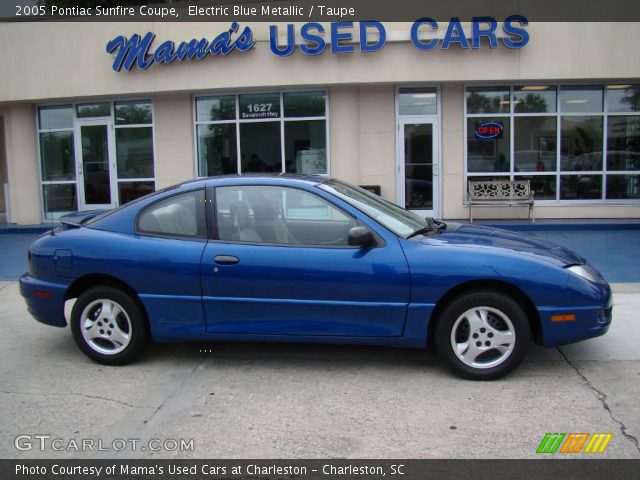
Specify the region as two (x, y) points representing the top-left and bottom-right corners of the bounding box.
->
(0, 281), (638, 459)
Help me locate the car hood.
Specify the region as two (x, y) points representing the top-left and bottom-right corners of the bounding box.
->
(416, 222), (585, 266)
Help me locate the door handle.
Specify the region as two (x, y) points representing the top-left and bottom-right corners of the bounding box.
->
(214, 255), (239, 265)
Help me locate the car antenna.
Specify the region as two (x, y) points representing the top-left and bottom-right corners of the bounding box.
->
(49, 212), (55, 236)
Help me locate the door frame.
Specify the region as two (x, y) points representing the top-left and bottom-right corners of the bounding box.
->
(395, 116), (440, 218)
(74, 117), (117, 211)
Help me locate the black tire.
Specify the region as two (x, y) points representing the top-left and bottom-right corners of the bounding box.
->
(70, 285), (149, 365)
(434, 290), (531, 380)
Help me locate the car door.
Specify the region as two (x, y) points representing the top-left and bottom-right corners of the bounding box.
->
(201, 183), (411, 337)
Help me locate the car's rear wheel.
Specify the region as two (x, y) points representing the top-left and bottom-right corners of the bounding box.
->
(434, 290), (531, 380)
(70, 286), (148, 365)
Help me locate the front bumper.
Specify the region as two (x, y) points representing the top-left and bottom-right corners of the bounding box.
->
(19, 273), (68, 328)
(539, 282), (613, 347)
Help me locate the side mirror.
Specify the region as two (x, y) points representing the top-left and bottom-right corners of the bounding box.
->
(348, 226), (375, 248)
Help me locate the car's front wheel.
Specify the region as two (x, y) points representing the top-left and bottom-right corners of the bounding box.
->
(70, 286), (149, 365)
(434, 290), (531, 380)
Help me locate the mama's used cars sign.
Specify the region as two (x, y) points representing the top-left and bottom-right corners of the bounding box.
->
(106, 17), (529, 72)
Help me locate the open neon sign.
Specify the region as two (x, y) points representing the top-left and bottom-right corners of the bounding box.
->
(475, 121), (503, 139)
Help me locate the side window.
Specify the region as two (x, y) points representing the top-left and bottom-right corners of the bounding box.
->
(138, 190), (206, 238)
(215, 185), (356, 246)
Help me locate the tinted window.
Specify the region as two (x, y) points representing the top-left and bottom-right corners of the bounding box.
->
(138, 190), (206, 238)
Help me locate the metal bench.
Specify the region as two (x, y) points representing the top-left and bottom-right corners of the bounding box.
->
(467, 180), (535, 223)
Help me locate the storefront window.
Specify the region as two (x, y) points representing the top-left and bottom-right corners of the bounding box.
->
(606, 85), (640, 113)
(606, 174), (640, 199)
(514, 116), (557, 172)
(76, 102), (110, 118)
(196, 96), (235, 121)
(39, 105), (73, 129)
(115, 127), (154, 178)
(466, 87), (510, 114)
(195, 91), (328, 177)
(398, 88), (437, 115)
(240, 122), (282, 172)
(39, 131), (75, 181)
(115, 100), (152, 125)
(607, 116), (640, 170)
(43, 184), (77, 215)
(38, 100), (156, 218)
(559, 86), (603, 113)
(559, 116), (603, 171)
(197, 123), (237, 176)
(284, 91), (326, 117)
(465, 84), (640, 203)
(466, 117), (510, 173)
(284, 120), (327, 174)
(513, 86), (556, 113)
(239, 93), (280, 119)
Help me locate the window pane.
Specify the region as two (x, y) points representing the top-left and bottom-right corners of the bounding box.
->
(560, 116), (604, 171)
(76, 102), (110, 118)
(467, 117), (510, 172)
(513, 86), (556, 113)
(239, 93), (280, 119)
(215, 185), (354, 245)
(283, 91), (326, 117)
(560, 86), (603, 113)
(284, 120), (327, 174)
(197, 123), (237, 176)
(514, 117), (557, 172)
(115, 127), (154, 178)
(39, 131), (75, 181)
(38, 105), (73, 129)
(606, 85), (640, 113)
(196, 96), (236, 121)
(118, 181), (155, 204)
(514, 175), (557, 200)
(607, 116), (640, 170)
(606, 174), (640, 199)
(138, 190), (205, 237)
(43, 184), (77, 215)
(240, 122), (282, 173)
(466, 87), (510, 114)
(115, 100), (152, 125)
(560, 175), (603, 200)
(398, 88), (437, 115)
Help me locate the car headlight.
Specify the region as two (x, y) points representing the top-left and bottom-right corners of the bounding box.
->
(565, 264), (602, 283)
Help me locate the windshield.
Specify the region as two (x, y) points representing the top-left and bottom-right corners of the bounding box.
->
(319, 180), (428, 237)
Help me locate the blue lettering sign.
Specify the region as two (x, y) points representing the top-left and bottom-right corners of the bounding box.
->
(106, 18), (529, 71)
(300, 22), (326, 56)
(269, 24), (295, 57)
(502, 15), (530, 48)
(472, 17), (498, 48)
(360, 21), (386, 52)
(442, 18), (470, 49)
(105, 22), (255, 72)
(410, 18), (439, 51)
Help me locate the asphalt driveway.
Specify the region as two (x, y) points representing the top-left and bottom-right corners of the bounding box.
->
(1, 281), (638, 459)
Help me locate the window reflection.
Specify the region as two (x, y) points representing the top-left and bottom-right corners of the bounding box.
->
(606, 85), (640, 113)
(513, 86), (556, 113)
(560, 116), (603, 171)
(560, 86), (603, 113)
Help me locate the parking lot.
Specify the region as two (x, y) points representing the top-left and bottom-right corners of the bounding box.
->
(0, 229), (639, 459)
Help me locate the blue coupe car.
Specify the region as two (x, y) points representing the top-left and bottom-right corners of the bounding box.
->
(20, 175), (612, 379)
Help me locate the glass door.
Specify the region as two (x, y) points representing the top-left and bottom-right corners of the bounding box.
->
(397, 118), (439, 217)
(75, 119), (116, 210)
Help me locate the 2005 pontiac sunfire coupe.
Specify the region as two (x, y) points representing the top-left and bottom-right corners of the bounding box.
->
(20, 175), (612, 379)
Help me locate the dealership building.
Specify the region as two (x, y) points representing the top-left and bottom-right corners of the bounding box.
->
(0, 20), (638, 224)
